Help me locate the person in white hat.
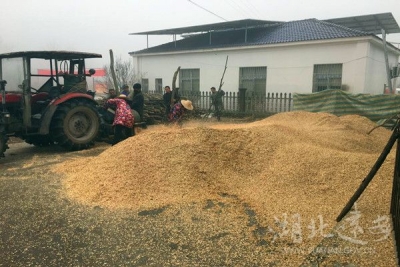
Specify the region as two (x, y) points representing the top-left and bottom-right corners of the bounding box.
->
(168, 99), (194, 125)
(104, 94), (134, 145)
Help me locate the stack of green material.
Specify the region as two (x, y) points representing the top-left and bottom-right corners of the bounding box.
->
(293, 89), (400, 123)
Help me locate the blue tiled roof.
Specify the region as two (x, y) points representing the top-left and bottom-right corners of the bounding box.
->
(132, 19), (374, 55)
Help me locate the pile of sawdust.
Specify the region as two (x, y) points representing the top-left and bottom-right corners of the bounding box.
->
(54, 111), (398, 266)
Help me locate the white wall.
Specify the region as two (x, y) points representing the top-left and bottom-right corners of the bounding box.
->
(131, 37), (400, 95)
(365, 41), (400, 94)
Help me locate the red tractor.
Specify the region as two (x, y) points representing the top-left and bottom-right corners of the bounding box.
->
(0, 51), (102, 157)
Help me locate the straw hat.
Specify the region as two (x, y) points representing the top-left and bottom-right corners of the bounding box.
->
(117, 94), (127, 99)
(181, 100), (194, 110)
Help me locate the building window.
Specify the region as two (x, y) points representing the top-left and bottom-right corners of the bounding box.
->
(239, 67), (267, 96)
(313, 64), (342, 92)
(155, 78), (162, 93)
(179, 69), (200, 93)
(141, 78), (149, 93)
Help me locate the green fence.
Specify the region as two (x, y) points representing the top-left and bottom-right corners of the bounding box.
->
(293, 89), (400, 123)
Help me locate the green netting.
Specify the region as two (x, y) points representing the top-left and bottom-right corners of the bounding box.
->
(293, 89), (400, 122)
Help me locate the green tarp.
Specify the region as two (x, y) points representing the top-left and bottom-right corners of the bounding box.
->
(293, 89), (400, 123)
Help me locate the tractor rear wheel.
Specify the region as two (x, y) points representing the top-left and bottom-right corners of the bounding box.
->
(50, 99), (100, 150)
(0, 132), (9, 157)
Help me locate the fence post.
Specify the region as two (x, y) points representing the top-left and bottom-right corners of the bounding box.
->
(228, 92), (231, 111)
(283, 93), (286, 112)
(238, 88), (247, 112)
(200, 91), (204, 110)
(232, 92), (236, 111)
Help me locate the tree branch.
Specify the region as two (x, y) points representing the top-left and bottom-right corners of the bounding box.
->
(171, 66), (181, 106)
(218, 56), (229, 91)
(109, 49), (119, 95)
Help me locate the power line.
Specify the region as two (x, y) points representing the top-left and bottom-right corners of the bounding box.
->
(243, 0), (264, 19)
(231, 0), (255, 19)
(226, 0), (248, 19)
(187, 0), (228, 22)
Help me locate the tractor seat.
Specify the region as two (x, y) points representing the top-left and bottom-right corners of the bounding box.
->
(31, 92), (49, 104)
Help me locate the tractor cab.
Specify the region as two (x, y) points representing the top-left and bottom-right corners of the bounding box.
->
(0, 51), (102, 157)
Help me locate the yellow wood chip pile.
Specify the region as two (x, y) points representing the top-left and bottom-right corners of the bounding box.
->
(54, 111), (398, 266)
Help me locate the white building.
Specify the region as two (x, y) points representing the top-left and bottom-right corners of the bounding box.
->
(129, 13), (400, 96)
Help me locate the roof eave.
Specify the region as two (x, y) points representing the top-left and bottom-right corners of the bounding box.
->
(129, 19), (284, 36)
(129, 36), (385, 57)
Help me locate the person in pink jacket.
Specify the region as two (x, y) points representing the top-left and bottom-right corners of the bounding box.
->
(168, 99), (194, 125)
(104, 94), (134, 145)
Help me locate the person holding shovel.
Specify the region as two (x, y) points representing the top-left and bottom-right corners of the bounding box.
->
(209, 86), (225, 121)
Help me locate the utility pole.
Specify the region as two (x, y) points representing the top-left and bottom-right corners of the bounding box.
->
(382, 29), (393, 93)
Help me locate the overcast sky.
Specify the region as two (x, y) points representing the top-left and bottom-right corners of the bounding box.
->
(1, 0), (399, 67)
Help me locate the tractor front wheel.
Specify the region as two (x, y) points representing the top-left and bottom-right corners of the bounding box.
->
(50, 99), (100, 150)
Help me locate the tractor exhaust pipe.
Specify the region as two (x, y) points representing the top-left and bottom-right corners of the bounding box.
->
(22, 57), (31, 127)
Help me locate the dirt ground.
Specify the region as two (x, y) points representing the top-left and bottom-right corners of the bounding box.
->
(1, 138), (286, 267)
(0, 117), (397, 267)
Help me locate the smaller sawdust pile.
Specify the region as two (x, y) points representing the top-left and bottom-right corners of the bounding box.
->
(55, 111), (397, 266)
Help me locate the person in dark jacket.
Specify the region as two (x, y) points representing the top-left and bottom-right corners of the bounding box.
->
(130, 83), (144, 122)
(163, 86), (172, 119)
(210, 86), (225, 121)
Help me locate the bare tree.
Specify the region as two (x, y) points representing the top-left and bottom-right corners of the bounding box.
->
(101, 56), (144, 92)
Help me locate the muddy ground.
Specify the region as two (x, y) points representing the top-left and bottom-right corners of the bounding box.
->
(0, 134), (373, 267)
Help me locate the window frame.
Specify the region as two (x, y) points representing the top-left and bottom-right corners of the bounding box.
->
(179, 68), (200, 93)
(239, 66), (267, 96)
(155, 78), (162, 93)
(141, 78), (149, 93)
(312, 63), (343, 92)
